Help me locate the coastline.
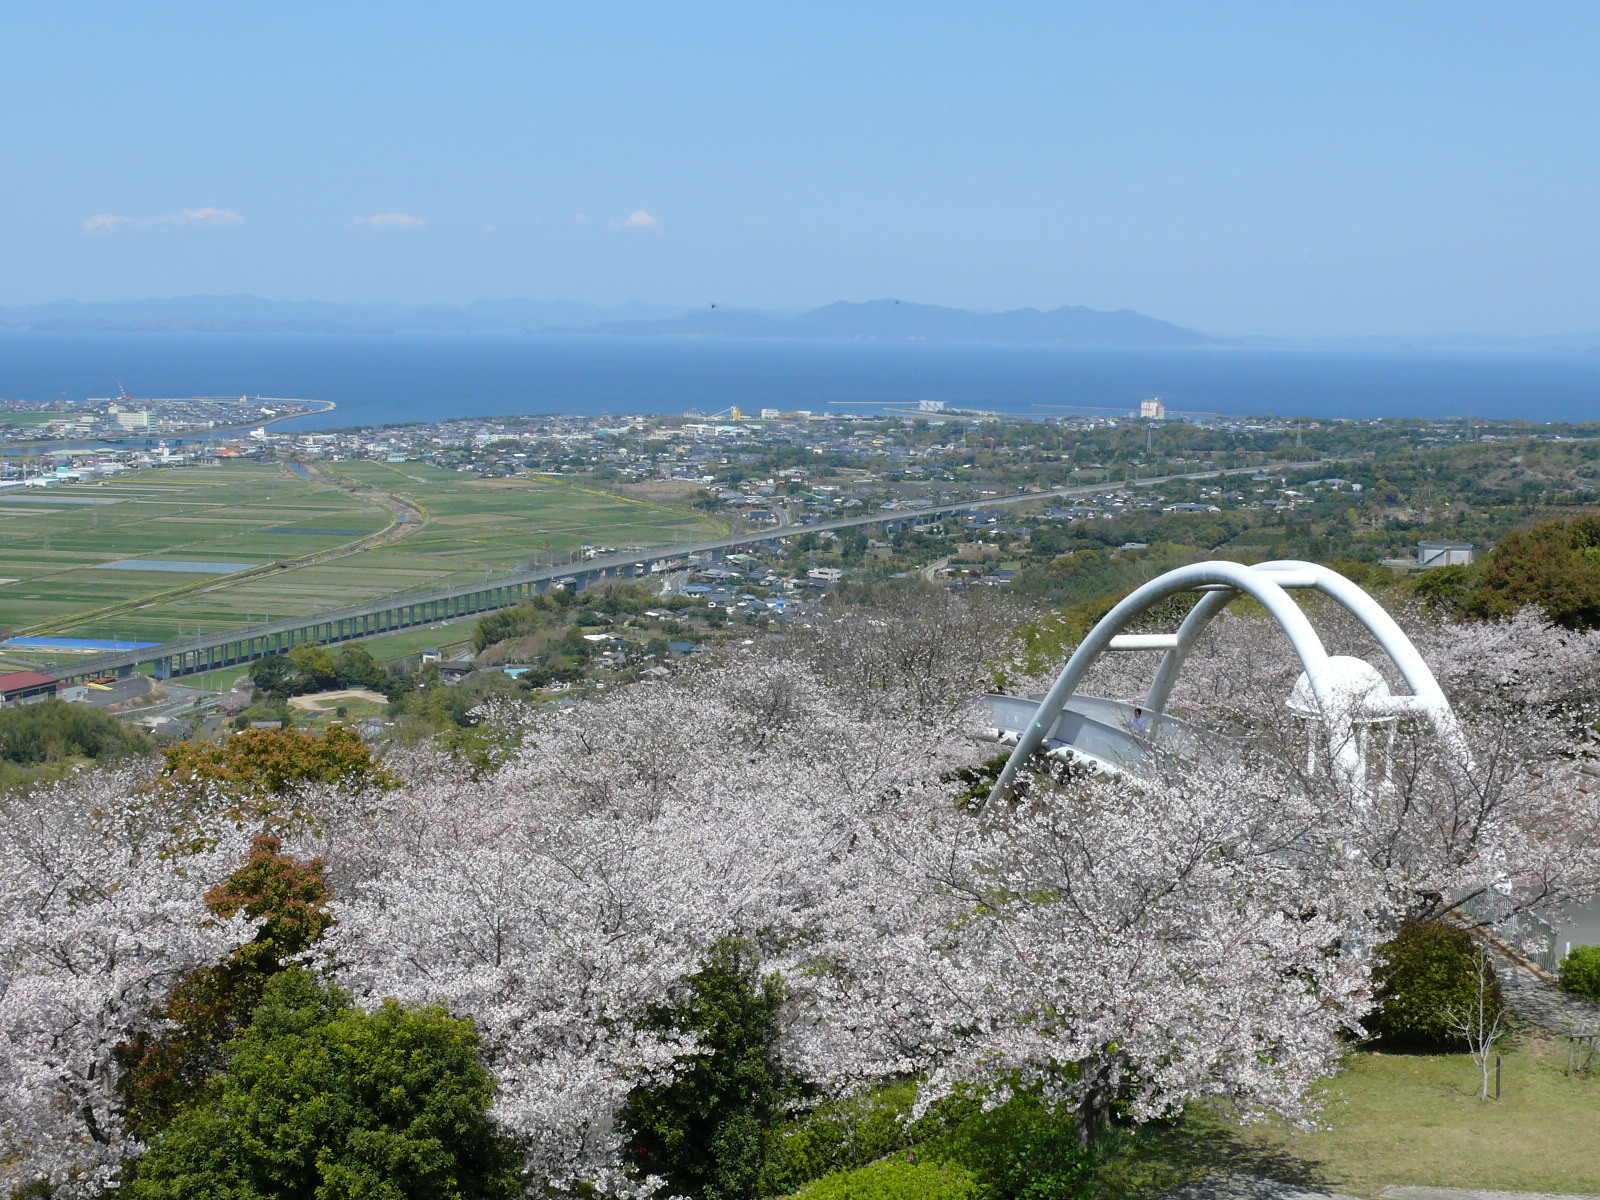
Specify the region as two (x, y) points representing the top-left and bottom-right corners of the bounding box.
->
(1, 396), (338, 453)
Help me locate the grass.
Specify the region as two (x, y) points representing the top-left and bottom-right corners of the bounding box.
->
(1107, 1041), (1600, 1198)
(160, 665), (255, 693)
(0, 461), (723, 646)
(336, 617), (479, 663)
(798, 1042), (1600, 1200)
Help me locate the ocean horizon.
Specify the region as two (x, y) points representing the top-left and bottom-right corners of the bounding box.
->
(3, 330), (1600, 429)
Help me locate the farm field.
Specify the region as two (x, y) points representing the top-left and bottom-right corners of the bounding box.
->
(0, 460), (724, 661)
(319, 460), (725, 574)
(0, 462), (389, 650)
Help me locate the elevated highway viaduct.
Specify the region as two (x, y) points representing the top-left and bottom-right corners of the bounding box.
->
(43, 458), (1347, 685)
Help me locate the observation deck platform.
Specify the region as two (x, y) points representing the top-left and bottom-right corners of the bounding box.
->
(978, 692), (1219, 774)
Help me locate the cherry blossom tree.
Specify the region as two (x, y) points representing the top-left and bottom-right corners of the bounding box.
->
(311, 632), (1393, 1180)
(312, 653), (962, 1194)
(788, 757), (1382, 1146)
(0, 767), (254, 1197)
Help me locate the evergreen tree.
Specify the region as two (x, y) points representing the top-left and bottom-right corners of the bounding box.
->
(625, 939), (792, 1200)
(127, 970), (522, 1200)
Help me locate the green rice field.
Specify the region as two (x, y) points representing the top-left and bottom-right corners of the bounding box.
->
(0, 460), (725, 658)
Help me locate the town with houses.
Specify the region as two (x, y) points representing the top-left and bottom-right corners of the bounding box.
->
(0, 392), (328, 443)
(2, 393), (1588, 734)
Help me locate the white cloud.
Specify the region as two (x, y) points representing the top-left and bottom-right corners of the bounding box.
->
(83, 207), (244, 234)
(171, 207), (244, 228)
(355, 212), (427, 229)
(621, 209), (660, 229)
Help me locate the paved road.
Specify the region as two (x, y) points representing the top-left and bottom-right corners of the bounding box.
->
(1165, 1176), (1363, 1199)
(1496, 958), (1600, 1036)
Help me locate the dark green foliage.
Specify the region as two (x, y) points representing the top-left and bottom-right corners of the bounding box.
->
(1558, 945), (1600, 1003)
(0, 698), (149, 766)
(1368, 921), (1505, 1050)
(1465, 515), (1600, 628)
(473, 584), (658, 653)
(942, 755), (1012, 808)
(249, 645), (407, 699)
(923, 1094), (1099, 1200)
(127, 969), (522, 1200)
(473, 600), (554, 652)
(387, 671), (528, 734)
(248, 653), (295, 696)
(330, 645), (407, 697)
(798, 1160), (979, 1200)
(625, 938), (792, 1200)
(780, 1088), (1109, 1200)
(1013, 543), (1206, 611)
(1408, 563), (1475, 617)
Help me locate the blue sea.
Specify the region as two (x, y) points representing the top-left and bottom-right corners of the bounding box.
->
(3, 331), (1600, 429)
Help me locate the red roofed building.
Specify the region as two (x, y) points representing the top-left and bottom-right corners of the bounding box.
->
(0, 671), (59, 707)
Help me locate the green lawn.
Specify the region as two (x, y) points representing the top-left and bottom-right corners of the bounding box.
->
(1119, 1041), (1600, 1198)
(331, 617), (479, 664)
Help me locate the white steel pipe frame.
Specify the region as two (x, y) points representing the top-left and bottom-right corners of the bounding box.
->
(985, 559), (1467, 806)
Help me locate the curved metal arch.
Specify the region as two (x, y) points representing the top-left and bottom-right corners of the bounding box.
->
(986, 560), (1465, 805)
(1156, 560), (1465, 754)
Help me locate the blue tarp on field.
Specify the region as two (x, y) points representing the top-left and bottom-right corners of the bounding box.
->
(4, 636), (162, 651)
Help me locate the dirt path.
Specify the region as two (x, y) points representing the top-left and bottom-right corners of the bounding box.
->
(287, 688), (390, 711)
(297, 460), (427, 554)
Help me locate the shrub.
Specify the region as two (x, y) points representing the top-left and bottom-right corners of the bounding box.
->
(1558, 944), (1600, 1003)
(799, 1160), (979, 1200)
(773, 1082), (977, 1192)
(155, 725), (400, 810)
(0, 698), (149, 766)
(474, 600), (554, 652)
(118, 836), (334, 1137)
(924, 1094), (1097, 1200)
(1368, 921), (1505, 1050)
(126, 969), (522, 1200)
(1465, 515), (1600, 628)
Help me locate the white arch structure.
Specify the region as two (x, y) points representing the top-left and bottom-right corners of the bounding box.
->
(986, 559), (1469, 805)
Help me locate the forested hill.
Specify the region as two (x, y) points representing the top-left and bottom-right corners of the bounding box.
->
(556, 298), (1214, 346)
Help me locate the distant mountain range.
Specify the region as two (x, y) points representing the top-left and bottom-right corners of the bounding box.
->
(0, 294), (1211, 346)
(2, 294), (1597, 351)
(556, 299), (1214, 346)
(0, 295), (687, 335)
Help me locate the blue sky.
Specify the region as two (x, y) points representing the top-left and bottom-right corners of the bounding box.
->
(3, 2), (1598, 336)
